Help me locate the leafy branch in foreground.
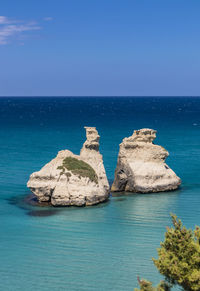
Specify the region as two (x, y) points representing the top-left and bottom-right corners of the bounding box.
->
(135, 277), (171, 291)
(135, 214), (200, 291)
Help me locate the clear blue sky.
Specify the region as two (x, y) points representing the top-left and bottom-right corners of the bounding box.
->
(1, 0), (200, 96)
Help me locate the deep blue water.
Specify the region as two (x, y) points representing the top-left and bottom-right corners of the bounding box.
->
(0, 97), (200, 291)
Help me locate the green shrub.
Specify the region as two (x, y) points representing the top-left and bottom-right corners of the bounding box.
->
(153, 214), (200, 291)
(135, 215), (200, 291)
(135, 279), (171, 291)
(57, 157), (98, 184)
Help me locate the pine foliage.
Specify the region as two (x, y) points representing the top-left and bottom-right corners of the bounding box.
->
(153, 214), (200, 291)
(135, 278), (171, 291)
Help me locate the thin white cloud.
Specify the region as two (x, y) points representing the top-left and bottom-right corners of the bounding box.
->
(44, 17), (53, 21)
(0, 16), (41, 45)
(0, 16), (11, 24)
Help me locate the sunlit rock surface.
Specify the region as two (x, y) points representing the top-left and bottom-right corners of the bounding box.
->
(27, 127), (109, 206)
(111, 128), (181, 193)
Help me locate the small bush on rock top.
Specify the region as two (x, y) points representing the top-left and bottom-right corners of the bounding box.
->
(57, 157), (98, 184)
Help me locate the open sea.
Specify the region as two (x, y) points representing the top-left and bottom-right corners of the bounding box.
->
(0, 97), (200, 291)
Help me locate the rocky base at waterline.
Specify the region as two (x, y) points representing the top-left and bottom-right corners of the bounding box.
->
(25, 193), (52, 207)
(27, 127), (109, 206)
(111, 128), (181, 193)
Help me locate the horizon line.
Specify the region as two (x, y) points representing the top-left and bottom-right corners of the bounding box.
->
(0, 95), (200, 98)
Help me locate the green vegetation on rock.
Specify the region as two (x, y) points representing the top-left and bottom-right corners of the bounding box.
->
(57, 157), (98, 184)
(135, 214), (200, 291)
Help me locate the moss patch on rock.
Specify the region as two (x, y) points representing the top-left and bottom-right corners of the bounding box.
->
(57, 157), (98, 184)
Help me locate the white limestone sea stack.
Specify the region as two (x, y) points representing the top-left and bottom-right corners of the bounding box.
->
(111, 128), (181, 193)
(27, 127), (109, 206)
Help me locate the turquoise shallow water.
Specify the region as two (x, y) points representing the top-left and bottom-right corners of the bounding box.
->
(0, 97), (200, 290)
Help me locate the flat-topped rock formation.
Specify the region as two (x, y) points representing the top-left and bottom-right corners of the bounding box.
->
(111, 128), (181, 193)
(27, 127), (109, 206)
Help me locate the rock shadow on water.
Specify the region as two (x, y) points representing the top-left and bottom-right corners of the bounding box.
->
(27, 209), (59, 217)
(111, 186), (182, 200)
(110, 192), (127, 202)
(7, 192), (111, 217)
(8, 193), (60, 217)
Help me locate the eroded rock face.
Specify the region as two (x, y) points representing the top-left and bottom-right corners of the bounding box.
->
(27, 127), (109, 206)
(111, 129), (181, 193)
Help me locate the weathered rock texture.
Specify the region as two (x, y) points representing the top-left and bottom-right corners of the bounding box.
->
(27, 127), (109, 206)
(111, 128), (181, 193)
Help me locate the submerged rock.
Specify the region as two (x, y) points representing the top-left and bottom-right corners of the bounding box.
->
(27, 127), (109, 206)
(111, 128), (181, 193)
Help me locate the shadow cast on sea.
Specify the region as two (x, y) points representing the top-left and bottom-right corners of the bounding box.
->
(6, 179), (183, 218)
(111, 186), (182, 199)
(7, 192), (111, 217)
(7, 193), (60, 217)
